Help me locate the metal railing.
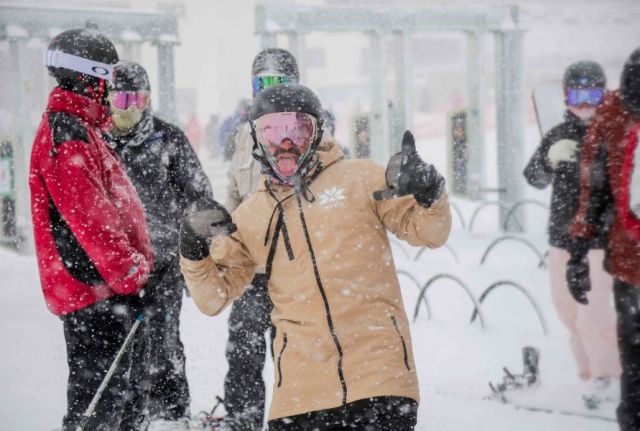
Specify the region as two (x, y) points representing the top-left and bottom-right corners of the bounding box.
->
(480, 235), (547, 268)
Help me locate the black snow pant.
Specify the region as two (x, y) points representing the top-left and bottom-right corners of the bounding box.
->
(614, 279), (640, 431)
(267, 396), (418, 431)
(127, 258), (191, 427)
(61, 295), (139, 431)
(223, 273), (273, 430)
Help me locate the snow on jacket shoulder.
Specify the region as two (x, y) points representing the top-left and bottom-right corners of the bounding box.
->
(181, 139), (451, 420)
(29, 88), (153, 316)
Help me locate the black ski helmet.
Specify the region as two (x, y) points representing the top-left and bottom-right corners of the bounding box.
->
(563, 61), (606, 89)
(250, 83), (322, 122)
(249, 83), (324, 184)
(112, 61), (151, 91)
(621, 47), (640, 117)
(45, 29), (119, 83)
(252, 48), (300, 82)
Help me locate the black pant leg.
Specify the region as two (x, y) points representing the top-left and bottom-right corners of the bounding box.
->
(61, 297), (135, 431)
(224, 273), (273, 429)
(614, 279), (640, 431)
(267, 406), (342, 431)
(346, 396), (418, 431)
(267, 397), (418, 431)
(124, 260), (191, 426)
(146, 261), (191, 419)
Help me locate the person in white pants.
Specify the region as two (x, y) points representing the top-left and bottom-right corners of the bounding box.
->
(524, 60), (621, 407)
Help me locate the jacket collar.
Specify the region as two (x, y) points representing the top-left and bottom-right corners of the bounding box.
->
(563, 109), (589, 128)
(257, 137), (345, 192)
(106, 110), (155, 149)
(46, 87), (111, 129)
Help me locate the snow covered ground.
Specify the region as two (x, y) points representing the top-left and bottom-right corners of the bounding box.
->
(0, 149), (619, 430)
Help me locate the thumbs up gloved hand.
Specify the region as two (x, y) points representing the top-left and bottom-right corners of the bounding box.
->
(179, 198), (237, 261)
(566, 238), (591, 305)
(547, 139), (579, 169)
(373, 130), (445, 208)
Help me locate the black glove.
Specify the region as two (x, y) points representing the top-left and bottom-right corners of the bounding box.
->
(179, 198), (237, 261)
(566, 239), (591, 305)
(373, 130), (445, 207)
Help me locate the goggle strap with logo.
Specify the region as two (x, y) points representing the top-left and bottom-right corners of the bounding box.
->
(44, 50), (113, 81)
(252, 75), (290, 95)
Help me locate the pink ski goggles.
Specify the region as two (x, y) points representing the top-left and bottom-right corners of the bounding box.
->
(254, 112), (317, 149)
(110, 91), (150, 110)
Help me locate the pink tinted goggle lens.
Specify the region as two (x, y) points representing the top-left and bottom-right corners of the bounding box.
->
(255, 112), (317, 148)
(110, 91), (150, 110)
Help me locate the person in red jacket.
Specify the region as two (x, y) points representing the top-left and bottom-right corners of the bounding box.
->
(29, 29), (153, 431)
(569, 47), (640, 430)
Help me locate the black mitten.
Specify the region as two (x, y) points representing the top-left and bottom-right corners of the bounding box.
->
(566, 239), (591, 305)
(179, 198), (237, 261)
(373, 130), (445, 207)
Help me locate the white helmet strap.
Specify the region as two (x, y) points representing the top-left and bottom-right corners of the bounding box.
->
(44, 50), (113, 81)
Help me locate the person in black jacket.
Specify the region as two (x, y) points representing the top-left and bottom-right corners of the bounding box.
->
(524, 61), (620, 407)
(106, 61), (214, 430)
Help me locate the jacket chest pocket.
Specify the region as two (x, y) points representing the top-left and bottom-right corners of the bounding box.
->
(276, 332), (288, 387)
(390, 316), (411, 371)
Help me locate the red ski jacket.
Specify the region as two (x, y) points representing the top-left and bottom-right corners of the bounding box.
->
(571, 91), (640, 285)
(29, 88), (153, 316)
(620, 123), (640, 241)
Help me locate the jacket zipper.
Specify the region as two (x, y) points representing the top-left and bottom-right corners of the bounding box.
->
(294, 192), (348, 414)
(391, 316), (412, 371)
(277, 332), (288, 387)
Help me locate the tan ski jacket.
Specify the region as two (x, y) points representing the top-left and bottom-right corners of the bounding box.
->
(181, 140), (451, 420)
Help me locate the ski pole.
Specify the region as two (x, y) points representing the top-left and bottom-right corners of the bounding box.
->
(76, 313), (144, 431)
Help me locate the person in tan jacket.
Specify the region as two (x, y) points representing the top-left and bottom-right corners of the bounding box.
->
(179, 84), (451, 430)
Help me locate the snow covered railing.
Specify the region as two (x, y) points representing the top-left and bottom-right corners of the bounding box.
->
(402, 271), (550, 335)
(502, 199), (549, 231)
(470, 280), (549, 335)
(467, 199), (548, 233)
(449, 200), (467, 231)
(412, 273), (486, 329)
(480, 235), (547, 268)
(397, 270), (432, 319)
(468, 200), (524, 232)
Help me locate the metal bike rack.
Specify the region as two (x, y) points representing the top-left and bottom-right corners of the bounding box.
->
(413, 273), (485, 329)
(502, 199), (549, 231)
(468, 201), (524, 233)
(413, 243), (460, 264)
(480, 235), (547, 268)
(470, 280), (549, 335)
(397, 270), (432, 319)
(449, 200), (467, 231)
(540, 249), (549, 269)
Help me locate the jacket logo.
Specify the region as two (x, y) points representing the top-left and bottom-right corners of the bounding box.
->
(318, 187), (345, 209)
